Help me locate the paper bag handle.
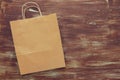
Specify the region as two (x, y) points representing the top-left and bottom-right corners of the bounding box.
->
(22, 2), (42, 19)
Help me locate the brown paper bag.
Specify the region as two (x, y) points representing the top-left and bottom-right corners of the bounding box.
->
(10, 2), (65, 75)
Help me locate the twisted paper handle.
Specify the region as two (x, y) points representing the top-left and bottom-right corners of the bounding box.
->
(22, 2), (42, 19)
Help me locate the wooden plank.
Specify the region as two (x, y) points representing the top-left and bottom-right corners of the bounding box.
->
(0, 0), (120, 80)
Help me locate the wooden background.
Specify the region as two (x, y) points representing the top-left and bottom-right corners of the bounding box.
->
(0, 0), (120, 80)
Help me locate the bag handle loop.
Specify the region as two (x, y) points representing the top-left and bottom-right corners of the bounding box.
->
(22, 2), (42, 19)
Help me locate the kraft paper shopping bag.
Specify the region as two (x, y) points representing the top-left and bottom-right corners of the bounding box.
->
(10, 2), (65, 75)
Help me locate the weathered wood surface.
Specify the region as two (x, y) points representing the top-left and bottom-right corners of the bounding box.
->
(0, 0), (120, 80)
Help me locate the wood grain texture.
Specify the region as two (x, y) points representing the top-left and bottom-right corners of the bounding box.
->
(0, 0), (120, 80)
